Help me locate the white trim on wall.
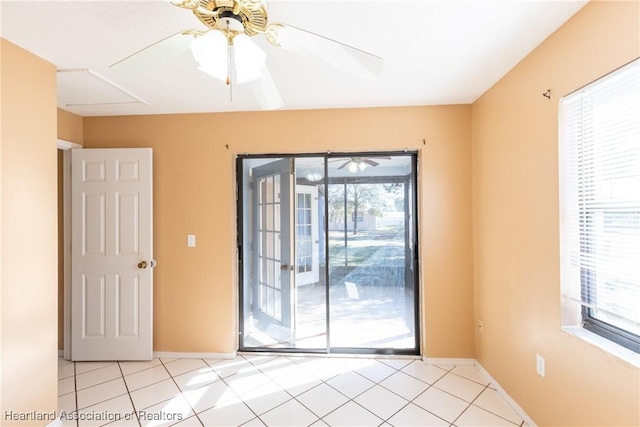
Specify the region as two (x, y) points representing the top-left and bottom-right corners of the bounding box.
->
(423, 357), (537, 426)
(57, 139), (81, 150)
(423, 357), (475, 366)
(153, 351), (237, 360)
(474, 361), (538, 427)
(57, 139), (81, 360)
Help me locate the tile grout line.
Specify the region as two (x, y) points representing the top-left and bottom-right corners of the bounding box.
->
(74, 362), (121, 393)
(403, 384), (454, 427)
(430, 368), (482, 427)
(114, 360), (198, 425)
(354, 367), (413, 425)
(159, 357), (205, 427)
(363, 364), (453, 427)
(291, 384), (333, 425)
(447, 375), (523, 427)
(449, 368), (524, 424)
(73, 361), (79, 427)
(308, 360), (397, 425)
(250, 355), (380, 425)
(448, 382), (523, 427)
(250, 357), (335, 425)
(410, 370), (485, 427)
(116, 361), (142, 427)
(242, 355), (315, 426)
(73, 377), (129, 413)
(204, 355), (265, 424)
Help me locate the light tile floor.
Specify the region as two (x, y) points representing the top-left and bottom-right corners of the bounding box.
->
(57, 354), (529, 427)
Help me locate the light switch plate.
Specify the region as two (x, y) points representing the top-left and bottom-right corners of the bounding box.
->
(536, 354), (545, 378)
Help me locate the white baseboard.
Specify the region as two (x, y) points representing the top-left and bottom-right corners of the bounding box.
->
(237, 351), (421, 362)
(153, 351), (236, 360)
(58, 349), (236, 360)
(423, 357), (475, 366)
(422, 357), (536, 426)
(475, 361), (537, 427)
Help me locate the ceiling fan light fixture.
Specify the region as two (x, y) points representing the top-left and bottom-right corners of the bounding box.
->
(190, 21), (265, 85)
(190, 30), (228, 81)
(233, 33), (266, 83)
(346, 158), (368, 173)
(305, 172), (323, 182)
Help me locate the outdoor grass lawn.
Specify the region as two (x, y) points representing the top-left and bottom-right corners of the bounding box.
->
(328, 228), (405, 267)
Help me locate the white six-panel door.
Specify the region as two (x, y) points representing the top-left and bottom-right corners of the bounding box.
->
(71, 148), (153, 361)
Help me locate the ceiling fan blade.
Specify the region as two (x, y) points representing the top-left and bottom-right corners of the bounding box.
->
(250, 66), (284, 110)
(267, 23), (384, 80)
(109, 31), (196, 73)
(337, 160), (352, 170)
(362, 159), (379, 167)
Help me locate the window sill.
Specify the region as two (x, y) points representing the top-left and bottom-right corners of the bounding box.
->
(562, 326), (640, 369)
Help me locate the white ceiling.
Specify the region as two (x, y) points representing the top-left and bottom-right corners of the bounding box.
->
(0, 0), (587, 117)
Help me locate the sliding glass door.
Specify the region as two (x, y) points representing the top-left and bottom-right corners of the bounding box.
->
(238, 153), (418, 354)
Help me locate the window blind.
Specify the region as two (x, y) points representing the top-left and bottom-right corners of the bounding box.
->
(560, 58), (640, 343)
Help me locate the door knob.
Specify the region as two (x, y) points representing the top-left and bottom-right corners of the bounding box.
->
(138, 261), (148, 269)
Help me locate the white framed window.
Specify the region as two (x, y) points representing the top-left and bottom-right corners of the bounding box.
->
(559, 58), (640, 355)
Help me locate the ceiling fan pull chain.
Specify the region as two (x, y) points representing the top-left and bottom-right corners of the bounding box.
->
(228, 48), (233, 102)
(228, 38), (233, 102)
(224, 18), (233, 102)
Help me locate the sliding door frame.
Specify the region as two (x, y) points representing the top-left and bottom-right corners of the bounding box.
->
(237, 151), (420, 355)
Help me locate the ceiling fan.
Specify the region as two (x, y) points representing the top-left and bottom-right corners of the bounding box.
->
(110, 0), (385, 110)
(336, 157), (391, 173)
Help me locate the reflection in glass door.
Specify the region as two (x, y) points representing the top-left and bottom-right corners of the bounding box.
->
(295, 185), (319, 286)
(256, 170), (283, 323)
(238, 153), (418, 354)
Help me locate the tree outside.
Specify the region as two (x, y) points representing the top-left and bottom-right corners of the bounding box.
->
(327, 182), (405, 272)
(327, 182), (403, 235)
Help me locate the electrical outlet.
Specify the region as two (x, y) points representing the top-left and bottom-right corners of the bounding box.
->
(478, 320), (484, 334)
(536, 354), (545, 378)
(187, 234), (196, 247)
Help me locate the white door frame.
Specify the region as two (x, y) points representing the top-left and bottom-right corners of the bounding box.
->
(295, 184), (320, 286)
(58, 138), (82, 361)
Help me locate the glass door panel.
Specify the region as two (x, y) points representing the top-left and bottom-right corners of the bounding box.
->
(327, 155), (417, 352)
(239, 156), (328, 350)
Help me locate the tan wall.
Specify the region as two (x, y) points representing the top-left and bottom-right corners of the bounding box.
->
(471, 1), (640, 426)
(57, 108), (84, 145)
(83, 105), (474, 357)
(1, 39), (58, 426)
